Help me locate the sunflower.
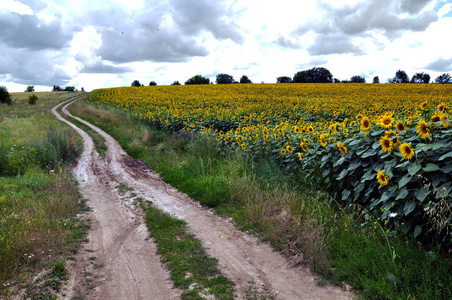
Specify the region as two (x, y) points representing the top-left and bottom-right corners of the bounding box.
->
(300, 142), (309, 152)
(236, 135), (243, 144)
(241, 143), (246, 150)
(399, 143), (414, 160)
(320, 135), (327, 147)
(376, 170), (389, 186)
(379, 114), (394, 129)
(431, 114), (440, 123)
(395, 122), (406, 131)
(440, 114), (450, 128)
(280, 149), (287, 155)
(286, 145), (294, 154)
(384, 130), (396, 138)
(360, 116), (371, 131)
(297, 152), (302, 161)
(380, 136), (393, 152)
(337, 141), (347, 154)
(307, 126), (314, 133)
(392, 137), (401, 147)
(419, 101), (428, 110)
(416, 120), (429, 139)
(437, 103), (446, 112)
(356, 114), (363, 120)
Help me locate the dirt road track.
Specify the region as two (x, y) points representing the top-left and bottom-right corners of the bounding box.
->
(53, 96), (355, 299)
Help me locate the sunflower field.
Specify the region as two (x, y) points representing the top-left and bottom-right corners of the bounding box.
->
(86, 83), (452, 244)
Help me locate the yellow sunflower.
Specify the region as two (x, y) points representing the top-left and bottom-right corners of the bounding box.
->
(356, 114), (363, 121)
(399, 143), (414, 160)
(297, 152), (302, 161)
(437, 103), (446, 111)
(360, 116), (371, 131)
(440, 114), (450, 128)
(419, 101), (428, 110)
(376, 170), (389, 186)
(380, 136), (393, 152)
(416, 120), (429, 139)
(320, 135), (327, 147)
(337, 141), (347, 154)
(280, 149), (287, 155)
(241, 142), (246, 150)
(395, 122), (406, 132)
(300, 142), (309, 152)
(286, 145), (294, 154)
(431, 114), (441, 123)
(379, 114), (394, 129)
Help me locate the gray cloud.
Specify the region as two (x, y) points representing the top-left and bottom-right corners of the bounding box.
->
(275, 36), (302, 49)
(80, 61), (133, 74)
(296, 57), (329, 70)
(0, 11), (72, 50)
(425, 58), (452, 72)
(307, 34), (363, 56)
(400, 0), (435, 14)
(169, 0), (245, 44)
(0, 47), (71, 86)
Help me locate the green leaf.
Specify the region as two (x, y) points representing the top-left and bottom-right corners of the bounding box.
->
(337, 168), (349, 181)
(423, 163), (440, 172)
(403, 202), (416, 216)
(414, 225), (422, 238)
(408, 163), (422, 176)
(334, 156), (346, 167)
(395, 188), (408, 200)
(362, 148), (377, 158)
(395, 161), (410, 169)
(349, 139), (361, 146)
(398, 174), (412, 188)
(414, 188), (429, 202)
(439, 151), (452, 161)
(441, 164), (452, 174)
(342, 189), (351, 201)
(348, 160), (361, 171)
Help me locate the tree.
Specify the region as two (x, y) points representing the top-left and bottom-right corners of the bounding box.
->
(411, 72), (430, 84)
(276, 76), (292, 83)
(373, 76), (380, 83)
(350, 75), (366, 83)
(185, 75), (210, 85)
(435, 73), (452, 84)
(292, 67), (333, 83)
(64, 86), (75, 92)
(0, 86), (12, 105)
(239, 75), (252, 83)
(25, 85), (35, 92)
(149, 81), (157, 86)
(171, 81), (181, 85)
(81, 87), (85, 92)
(216, 73), (235, 84)
(53, 85), (63, 91)
(389, 70), (409, 83)
(131, 80), (141, 87)
(334, 78), (341, 83)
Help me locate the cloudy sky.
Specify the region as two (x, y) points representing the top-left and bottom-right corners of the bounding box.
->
(1, 0), (451, 92)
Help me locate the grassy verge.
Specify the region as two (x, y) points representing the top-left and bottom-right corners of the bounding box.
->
(68, 99), (452, 299)
(0, 93), (90, 299)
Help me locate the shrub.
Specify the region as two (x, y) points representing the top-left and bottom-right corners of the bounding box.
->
(28, 94), (38, 105)
(0, 86), (12, 105)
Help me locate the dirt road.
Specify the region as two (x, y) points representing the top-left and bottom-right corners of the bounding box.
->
(53, 96), (355, 299)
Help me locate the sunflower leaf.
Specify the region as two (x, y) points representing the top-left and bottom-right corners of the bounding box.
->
(396, 188), (409, 200)
(398, 174), (412, 188)
(414, 225), (422, 238)
(414, 188), (429, 202)
(439, 151), (452, 161)
(423, 163), (440, 172)
(408, 163), (422, 176)
(403, 202), (416, 216)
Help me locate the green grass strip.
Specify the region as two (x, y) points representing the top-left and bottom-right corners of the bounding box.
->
(140, 201), (234, 300)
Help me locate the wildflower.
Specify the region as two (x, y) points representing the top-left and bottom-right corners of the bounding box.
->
(399, 143), (414, 160)
(437, 103), (446, 111)
(416, 120), (429, 139)
(430, 114), (440, 123)
(419, 101), (428, 110)
(376, 170), (389, 186)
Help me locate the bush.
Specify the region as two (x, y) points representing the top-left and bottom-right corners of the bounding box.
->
(28, 94), (38, 105)
(0, 86), (12, 105)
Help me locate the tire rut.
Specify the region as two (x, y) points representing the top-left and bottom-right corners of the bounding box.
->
(54, 97), (355, 299)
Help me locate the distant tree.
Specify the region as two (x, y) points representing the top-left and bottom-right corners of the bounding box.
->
(435, 73), (452, 84)
(171, 81), (181, 85)
(276, 76), (292, 83)
(389, 70), (409, 83)
(350, 75), (366, 83)
(216, 73), (235, 84)
(373, 76), (380, 83)
(239, 75), (252, 83)
(53, 85), (63, 91)
(0, 86), (12, 105)
(64, 86), (75, 92)
(333, 78), (341, 83)
(149, 81), (157, 86)
(81, 87), (85, 92)
(411, 72), (430, 84)
(185, 75), (210, 85)
(25, 85), (35, 92)
(293, 67), (333, 83)
(131, 80), (141, 87)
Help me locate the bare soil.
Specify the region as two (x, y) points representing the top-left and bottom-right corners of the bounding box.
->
(53, 97), (355, 299)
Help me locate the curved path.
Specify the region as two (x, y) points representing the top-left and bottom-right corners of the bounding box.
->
(53, 96), (355, 299)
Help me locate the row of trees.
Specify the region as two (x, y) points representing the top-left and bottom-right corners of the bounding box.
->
(133, 68), (451, 87)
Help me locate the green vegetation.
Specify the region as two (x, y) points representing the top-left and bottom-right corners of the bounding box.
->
(69, 99), (452, 299)
(0, 92), (89, 299)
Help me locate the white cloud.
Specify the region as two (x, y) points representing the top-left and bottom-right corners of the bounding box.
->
(0, 0), (33, 15)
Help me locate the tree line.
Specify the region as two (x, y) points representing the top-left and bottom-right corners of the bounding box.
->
(132, 67), (452, 87)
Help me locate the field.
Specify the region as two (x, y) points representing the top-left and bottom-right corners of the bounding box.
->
(86, 83), (452, 244)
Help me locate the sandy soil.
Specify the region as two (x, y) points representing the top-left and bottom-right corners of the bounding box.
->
(53, 96), (355, 299)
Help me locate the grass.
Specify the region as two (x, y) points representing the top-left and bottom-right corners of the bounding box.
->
(0, 92), (90, 299)
(68, 99), (452, 299)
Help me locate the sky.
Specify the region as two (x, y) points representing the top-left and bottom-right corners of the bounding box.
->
(1, 0), (452, 92)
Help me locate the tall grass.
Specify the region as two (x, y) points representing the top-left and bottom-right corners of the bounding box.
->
(69, 99), (452, 299)
(0, 92), (87, 298)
